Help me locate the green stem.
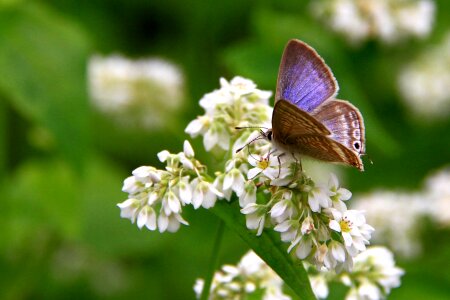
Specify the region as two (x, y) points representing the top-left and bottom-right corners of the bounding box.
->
(200, 220), (225, 300)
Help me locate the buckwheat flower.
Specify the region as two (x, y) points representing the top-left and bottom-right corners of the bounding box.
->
(223, 167), (246, 197)
(247, 154), (279, 180)
(239, 181), (257, 207)
(329, 208), (374, 258)
(117, 198), (140, 222)
(274, 219), (300, 243)
(185, 76), (272, 153)
(311, 0), (435, 45)
(194, 251), (291, 300)
(344, 247), (404, 300)
(310, 274), (329, 299)
(88, 55), (185, 129)
(353, 191), (426, 258)
(398, 33), (450, 119)
(241, 203), (267, 236)
(191, 178), (223, 209)
(426, 167), (450, 226)
(302, 181), (332, 213)
(328, 173), (352, 211)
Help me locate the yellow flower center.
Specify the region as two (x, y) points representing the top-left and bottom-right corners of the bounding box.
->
(257, 158), (269, 170)
(339, 220), (351, 233)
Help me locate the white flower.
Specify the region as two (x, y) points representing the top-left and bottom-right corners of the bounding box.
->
(191, 178), (223, 209)
(136, 206), (157, 230)
(426, 167), (450, 225)
(239, 181), (257, 207)
(223, 168), (246, 197)
(183, 140), (195, 158)
(157, 212), (189, 233)
(329, 208), (374, 257)
(274, 219), (299, 243)
(88, 55), (184, 129)
(329, 173), (352, 211)
(203, 123), (230, 151)
(220, 76), (257, 99)
(310, 274), (329, 299)
(303, 183), (332, 212)
(353, 191), (426, 258)
(398, 33), (450, 119)
(185, 116), (210, 137)
(345, 247), (404, 300)
(117, 198), (140, 222)
(241, 203), (267, 236)
(247, 154), (279, 180)
(311, 0), (436, 45)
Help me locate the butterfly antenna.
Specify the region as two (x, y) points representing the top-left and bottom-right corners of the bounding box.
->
(235, 136), (265, 153)
(235, 126), (269, 130)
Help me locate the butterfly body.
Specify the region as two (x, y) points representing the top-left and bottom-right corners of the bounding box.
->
(268, 40), (365, 171)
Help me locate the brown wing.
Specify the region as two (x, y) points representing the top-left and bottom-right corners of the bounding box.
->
(272, 100), (330, 143)
(285, 134), (364, 171)
(312, 99), (365, 155)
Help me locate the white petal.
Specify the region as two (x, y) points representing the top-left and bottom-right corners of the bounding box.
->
(329, 173), (338, 189)
(329, 220), (341, 232)
(296, 238), (312, 259)
(203, 128), (218, 151)
(157, 150), (170, 162)
(223, 172), (234, 190)
(183, 140), (195, 157)
(309, 196), (320, 212)
(158, 214), (169, 232)
(168, 192), (181, 213)
(145, 208), (157, 230)
(178, 180), (192, 204)
(192, 186), (204, 209)
(331, 243), (346, 262)
(342, 232), (353, 247)
(271, 201), (287, 218)
(247, 168), (261, 179)
(339, 188), (352, 201)
(185, 119), (203, 136)
(137, 208), (147, 229)
(240, 203), (259, 214)
(202, 190), (217, 208)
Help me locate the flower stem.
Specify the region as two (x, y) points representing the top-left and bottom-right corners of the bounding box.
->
(200, 220), (225, 300)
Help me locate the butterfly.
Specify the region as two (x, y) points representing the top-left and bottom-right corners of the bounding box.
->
(263, 39), (365, 171)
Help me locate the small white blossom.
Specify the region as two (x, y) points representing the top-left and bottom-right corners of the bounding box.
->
(88, 55), (185, 129)
(191, 178), (223, 209)
(223, 168), (246, 197)
(398, 33), (450, 119)
(241, 203), (267, 236)
(311, 0), (436, 45)
(247, 154), (279, 180)
(194, 251), (291, 300)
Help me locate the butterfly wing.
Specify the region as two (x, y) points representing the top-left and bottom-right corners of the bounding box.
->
(272, 100), (330, 143)
(276, 39), (338, 113)
(312, 99), (365, 156)
(285, 134), (364, 170)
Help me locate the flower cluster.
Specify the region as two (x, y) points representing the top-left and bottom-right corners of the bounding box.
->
(311, 0), (435, 45)
(195, 247), (404, 300)
(308, 246), (404, 300)
(353, 166), (450, 258)
(117, 140), (223, 232)
(88, 55), (185, 129)
(241, 165), (374, 271)
(194, 251), (291, 300)
(398, 33), (450, 119)
(185, 76), (272, 152)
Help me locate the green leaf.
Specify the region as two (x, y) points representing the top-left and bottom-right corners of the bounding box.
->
(211, 199), (316, 300)
(0, 3), (91, 171)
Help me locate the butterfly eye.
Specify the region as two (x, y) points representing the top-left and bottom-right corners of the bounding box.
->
(267, 131), (273, 141)
(353, 141), (360, 150)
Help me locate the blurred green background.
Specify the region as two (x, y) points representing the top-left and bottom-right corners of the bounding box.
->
(1, 0), (449, 299)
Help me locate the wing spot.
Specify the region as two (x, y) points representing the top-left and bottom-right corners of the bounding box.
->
(353, 129), (361, 139)
(353, 141), (360, 151)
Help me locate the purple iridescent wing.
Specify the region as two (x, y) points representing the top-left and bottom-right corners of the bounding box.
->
(275, 39), (338, 113)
